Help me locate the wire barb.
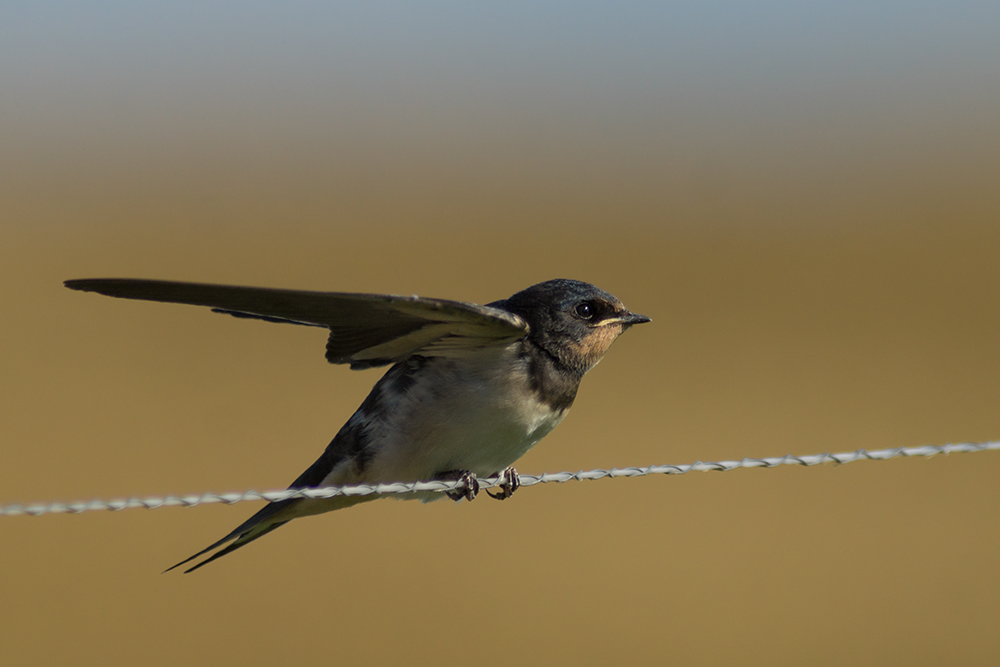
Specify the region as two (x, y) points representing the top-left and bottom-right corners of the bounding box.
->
(2, 440), (997, 518)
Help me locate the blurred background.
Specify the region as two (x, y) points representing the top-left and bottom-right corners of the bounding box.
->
(2, 2), (999, 665)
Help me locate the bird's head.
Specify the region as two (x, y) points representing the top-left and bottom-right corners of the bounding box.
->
(499, 279), (650, 375)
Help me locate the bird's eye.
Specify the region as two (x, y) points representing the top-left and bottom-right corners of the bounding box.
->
(574, 302), (595, 320)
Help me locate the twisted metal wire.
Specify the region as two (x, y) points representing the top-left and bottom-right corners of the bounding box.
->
(2, 440), (997, 517)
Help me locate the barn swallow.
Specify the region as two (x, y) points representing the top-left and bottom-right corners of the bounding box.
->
(65, 278), (649, 572)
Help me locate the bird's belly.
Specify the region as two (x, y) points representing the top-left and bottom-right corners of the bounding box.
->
(374, 393), (563, 481)
(363, 361), (567, 484)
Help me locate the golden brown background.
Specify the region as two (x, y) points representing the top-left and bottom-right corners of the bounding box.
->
(2, 4), (999, 665)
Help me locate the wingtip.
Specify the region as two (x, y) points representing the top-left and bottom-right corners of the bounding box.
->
(181, 558), (212, 574)
(182, 558), (213, 574)
(64, 278), (121, 294)
(161, 557), (210, 575)
(162, 553), (202, 574)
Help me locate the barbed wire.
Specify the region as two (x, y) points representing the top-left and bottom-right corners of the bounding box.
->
(2, 440), (997, 518)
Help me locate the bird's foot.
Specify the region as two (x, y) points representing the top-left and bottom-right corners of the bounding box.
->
(437, 470), (480, 502)
(486, 467), (520, 500)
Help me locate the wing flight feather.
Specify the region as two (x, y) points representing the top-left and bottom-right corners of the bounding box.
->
(65, 278), (529, 368)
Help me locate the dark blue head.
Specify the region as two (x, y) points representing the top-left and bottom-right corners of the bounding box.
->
(496, 279), (650, 375)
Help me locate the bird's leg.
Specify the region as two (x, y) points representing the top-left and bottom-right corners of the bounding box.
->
(436, 469), (480, 502)
(486, 467), (520, 500)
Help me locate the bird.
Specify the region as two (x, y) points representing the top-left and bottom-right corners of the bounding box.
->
(65, 277), (650, 572)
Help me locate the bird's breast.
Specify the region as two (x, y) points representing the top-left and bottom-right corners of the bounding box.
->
(359, 346), (570, 483)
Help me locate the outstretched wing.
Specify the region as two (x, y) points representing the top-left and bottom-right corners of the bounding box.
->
(64, 278), (529, 369)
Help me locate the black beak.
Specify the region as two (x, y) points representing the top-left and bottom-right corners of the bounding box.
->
(618, 311), (651, 326)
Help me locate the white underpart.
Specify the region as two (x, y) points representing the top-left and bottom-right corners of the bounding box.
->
(320, 344), (567, 501)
